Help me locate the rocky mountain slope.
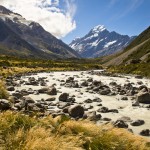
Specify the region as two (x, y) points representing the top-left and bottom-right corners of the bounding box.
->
(103, 26), (150, 66)
(70, 25), (136, 58)
(0, 5), (79, 59)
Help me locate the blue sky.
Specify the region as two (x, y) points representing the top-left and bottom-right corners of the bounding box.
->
(1, 0), (149, 44)
(62, 0), (150, 44)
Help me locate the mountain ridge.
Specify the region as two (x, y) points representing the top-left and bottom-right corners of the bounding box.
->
(0, 5), (80, 59)
(70, 25), (136, 58)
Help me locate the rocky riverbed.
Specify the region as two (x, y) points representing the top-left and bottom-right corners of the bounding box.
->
(2, 70), (150, 139)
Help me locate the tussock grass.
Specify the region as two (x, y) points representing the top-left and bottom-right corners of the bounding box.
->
(0, 55), (102, 78)
(0, 80), (9, 99)
(0, 111), (149, 150)
(108, 63), (150, 78)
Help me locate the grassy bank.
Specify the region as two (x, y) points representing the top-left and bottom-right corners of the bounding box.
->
(0, 111), (149, 150)
(0, 55), (102, 78)
(108, 63), (150, 78)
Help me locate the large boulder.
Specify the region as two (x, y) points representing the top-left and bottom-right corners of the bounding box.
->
(97, 107), (109, 113)
(130, 120), (145, 126)
(140, 129), (150, 136)
(66, 77), (74, 83)
(81, 81), (88, 87)
(0, 99), (11, 110)
(113, 120), (128, 128)
(59, 93), (69, 102)
(99, 89), (111, 95)
(7, 86), (15, 91)
(87, 111), (101, 121)
(38, 88), (49, 93)
(92, 80), (101, 86)
(47, 87), (57, 95)
(68, 105), (84, 118)
(136, 92), (150, 104)
(12, 92), (23, 99)
(23, 97), (35, 103)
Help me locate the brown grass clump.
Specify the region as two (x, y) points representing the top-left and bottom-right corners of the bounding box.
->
(0, 111), (149, 150)
(0, 80), (9, 99)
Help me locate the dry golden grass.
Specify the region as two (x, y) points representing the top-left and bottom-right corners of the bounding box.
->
(0, 67), (49, 78)
(0, 112), (149, 150)
(0, 80), (9, 99)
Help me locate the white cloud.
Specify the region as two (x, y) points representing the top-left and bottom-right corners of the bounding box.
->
(0, 0), (77, 38)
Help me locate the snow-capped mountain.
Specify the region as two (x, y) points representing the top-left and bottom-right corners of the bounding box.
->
(0, 5), (79, 59)
(70, 25), (136, 58)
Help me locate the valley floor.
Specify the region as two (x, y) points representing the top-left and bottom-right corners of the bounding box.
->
(0, 56), (150, 150)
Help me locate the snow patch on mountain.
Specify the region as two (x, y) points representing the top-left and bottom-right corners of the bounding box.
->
(70, 25), (136, 58)
(104, 40), (117, 48)
(92, 25), (106, 33)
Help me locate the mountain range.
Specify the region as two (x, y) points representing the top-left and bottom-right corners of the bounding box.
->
(0, 5), (79, 59)
(70, 25), (136, 58)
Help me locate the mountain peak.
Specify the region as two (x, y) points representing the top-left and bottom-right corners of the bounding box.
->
(92, 25), (106, 33)
(70, 25), (136, 58)
(0, 5), (12, 15)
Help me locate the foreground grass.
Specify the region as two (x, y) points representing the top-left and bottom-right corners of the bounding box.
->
(0, 80), (9, 99)
(0, 111), (149, 150)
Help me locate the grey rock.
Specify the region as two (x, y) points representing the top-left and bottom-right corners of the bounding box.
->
(59, 93), (69, 102)
(68, 105), (84, 118)
(108, 109), (119, 113)
(121, 97), (128, 101)
(97, 107), (109, 113)
(103, 118), (111, 121)
(135, 75), (143, 79)
(130, 120), (145, 126)
(93, 98), (102, 102)
(38, 88), (49, 93)
(84, 99), (92, 103)
(118, 116), (132, 122)
(12, 92), (23, 99)
(81, 81), (88, 87)
(87, 78), (93, 82)
(99, 89), (111, 95)
(47, 87), (57, 95)
(92, 80), (101, 86)
(140, 129), (150, 136)
(136, 92), (150, 104)
(113, 120), (128, 128)
(0, 99), (11, 110)
(7, 86), (15, 91)
(23, 97), (35, 103)
(45, 97), (56, 101)
(87, 111), (101, 121)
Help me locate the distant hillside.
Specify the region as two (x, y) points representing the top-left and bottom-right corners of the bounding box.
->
(0, 5), (79, 59)
(103, 26), (150, 66)
(101, 26), (150, 77)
